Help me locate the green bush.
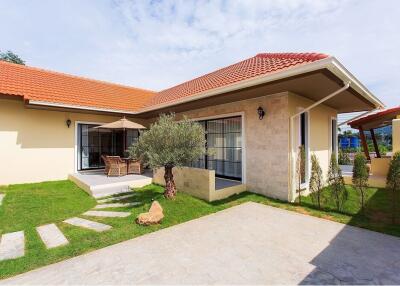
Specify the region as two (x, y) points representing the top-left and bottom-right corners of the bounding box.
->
(327, 153), (348, 211)
(352, 153), (369, 213)
(387, 152), (400, 223)
(338, 149), (351, 165)
(309, 154), (324, 209)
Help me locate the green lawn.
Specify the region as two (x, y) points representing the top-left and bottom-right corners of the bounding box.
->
(0, 180), (399, 280)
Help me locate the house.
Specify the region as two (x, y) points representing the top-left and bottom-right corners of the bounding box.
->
(0, 53), (385, 201)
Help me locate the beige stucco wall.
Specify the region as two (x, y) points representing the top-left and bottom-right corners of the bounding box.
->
(393, 118), (400, 153)
(0, 98), (148, 185)
(173, 92), (291, 201)
(288, 93), (337, 200)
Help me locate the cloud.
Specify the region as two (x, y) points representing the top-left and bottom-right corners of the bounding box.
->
(0, 0), (399, 107)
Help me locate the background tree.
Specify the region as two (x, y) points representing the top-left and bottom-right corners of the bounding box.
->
(352, 153), (369, 213)
(327, 153), (348, 211)
(296, 145), (305, 204)
(129, 114), (206, 199)
(309, 153), (323, 209)
(0, 50), (25, 65)
(387, 152), (400, 223)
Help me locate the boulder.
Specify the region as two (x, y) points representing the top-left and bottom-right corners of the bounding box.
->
(136, 201), (164, 225)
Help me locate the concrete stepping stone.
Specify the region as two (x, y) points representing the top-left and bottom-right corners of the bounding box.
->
(63, 217), (112, 232)
(0, 231), (24, 261)
(36, 223), (69, 249)
(97, 193), (136, 204)
(83, 210), (131, 218)
(0, 193), (5, 206)
(94, 202), (139, 209)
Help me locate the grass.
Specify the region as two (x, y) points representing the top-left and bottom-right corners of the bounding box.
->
(0, 180), (399, 279)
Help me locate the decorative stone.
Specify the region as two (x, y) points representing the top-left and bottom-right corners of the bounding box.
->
(0, 231), (25, 261)
(83, 211), (131, 218)
(137, 201), (164, 225)
(63, 217), (112, 232)
(97, 193), (136, 204)
(36, 223), (69, 249)
(94, 202), (139, 209)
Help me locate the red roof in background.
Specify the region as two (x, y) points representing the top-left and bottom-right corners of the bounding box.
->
(0, 61), (156, 112)
(0, 53), (329, 113)
(348, 106), (400, 127)
(145, 53), (329, 108)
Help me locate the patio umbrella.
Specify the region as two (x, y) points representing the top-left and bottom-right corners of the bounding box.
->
(94, 117), (146, 155)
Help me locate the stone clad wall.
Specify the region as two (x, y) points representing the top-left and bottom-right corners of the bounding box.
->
(174, 92), (290, 201)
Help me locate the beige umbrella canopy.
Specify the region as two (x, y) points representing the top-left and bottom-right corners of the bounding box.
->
(94, 117), (146, 154)
(94, 117), (146, 130)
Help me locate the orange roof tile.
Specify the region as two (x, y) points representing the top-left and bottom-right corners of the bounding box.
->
(0, 60), (156, 112)
(145, 53), (329, 108)
(0, 53), (329, 113)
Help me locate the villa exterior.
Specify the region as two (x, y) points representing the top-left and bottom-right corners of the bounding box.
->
(0, 53), (384, 201)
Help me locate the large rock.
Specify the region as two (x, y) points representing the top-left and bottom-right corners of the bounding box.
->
(136, 201), (164, 225)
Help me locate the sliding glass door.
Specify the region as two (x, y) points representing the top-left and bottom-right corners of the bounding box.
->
(77, 123), (139, 170)
(192, 116), (242, 180)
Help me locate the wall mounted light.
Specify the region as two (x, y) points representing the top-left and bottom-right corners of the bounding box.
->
(257, 106), (265, 120)
(66, 119), (72, 128)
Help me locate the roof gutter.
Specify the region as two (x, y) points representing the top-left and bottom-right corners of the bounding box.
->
(27, 100), (139, 115)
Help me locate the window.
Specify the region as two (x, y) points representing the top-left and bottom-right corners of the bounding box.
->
(299, 112), (309, 184)
(191, 116), (242, 180)
(331, 118), (338, 154)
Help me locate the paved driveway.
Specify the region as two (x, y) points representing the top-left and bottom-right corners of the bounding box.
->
(2, 202), (400, 285)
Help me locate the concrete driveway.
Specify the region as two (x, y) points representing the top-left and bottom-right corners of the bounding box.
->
(2, 202), (400, 285)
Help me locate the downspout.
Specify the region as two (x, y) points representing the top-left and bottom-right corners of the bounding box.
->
(288, 82), (351, 202)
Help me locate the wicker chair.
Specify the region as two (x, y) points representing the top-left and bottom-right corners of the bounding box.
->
(127, 159), (144, 174)
(101, 155), (110, 175)
(104, 156), (127, 177)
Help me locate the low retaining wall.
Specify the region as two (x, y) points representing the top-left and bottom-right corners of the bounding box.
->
(153, 167), (246, 202)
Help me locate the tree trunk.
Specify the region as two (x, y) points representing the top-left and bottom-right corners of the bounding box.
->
(164, 164), (176, 199)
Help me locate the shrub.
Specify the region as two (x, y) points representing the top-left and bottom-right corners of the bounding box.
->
(352, 153), (369, 213)
(338, 149), (351, 165)
(387, 152), (400, 223)
(309, 154), (324, 209)
(327, 153), (348, 211)
(296, 145), (306, 204)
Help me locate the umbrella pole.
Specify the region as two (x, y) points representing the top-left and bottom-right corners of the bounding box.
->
(123, 128), (126, 156)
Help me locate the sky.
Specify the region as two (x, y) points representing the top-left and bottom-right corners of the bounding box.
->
(0, 0), (399, 108)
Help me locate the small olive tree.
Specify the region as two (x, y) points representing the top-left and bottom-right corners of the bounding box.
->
(129, 114), (206, 199)
(352, 153), (369, 213)
(387, 152), (400, 223)
(296, 145), (306, 204)
(327, 153), (348, 212)
(309, 153), (324, 209)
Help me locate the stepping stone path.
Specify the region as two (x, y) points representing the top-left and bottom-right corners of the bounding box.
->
(36, 224), (69, 249)
(0, 231), (24, 261)
(63, 217), (112, 232)
(94, 202), (139, 209)
(0, 193), (5, 206)
(97, 193), (136, 204)
(83, 210), (131, 218)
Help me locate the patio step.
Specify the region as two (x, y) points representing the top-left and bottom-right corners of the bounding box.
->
(36, 224), (69, 249)
(97, 193), (136, 203)
(63, 217), (112, 232)
(91, 186), (132, 199)
(0, 231), (25, 261)
(82, 210), (131, 218)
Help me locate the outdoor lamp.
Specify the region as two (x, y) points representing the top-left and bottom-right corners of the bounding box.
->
(257, 106), (265, 120)
(66, 119), (72, 128)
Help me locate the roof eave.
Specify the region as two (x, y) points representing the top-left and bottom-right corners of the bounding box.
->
(137, 57), (385, 114)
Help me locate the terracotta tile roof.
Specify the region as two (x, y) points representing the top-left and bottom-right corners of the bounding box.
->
(145, 53), (329, 108)
(0, 53), (329, 113)
(348, 106), (400, 128)
(0, 60), (156, 112)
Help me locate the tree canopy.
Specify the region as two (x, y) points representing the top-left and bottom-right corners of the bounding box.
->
(0, 50), (25, 65)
